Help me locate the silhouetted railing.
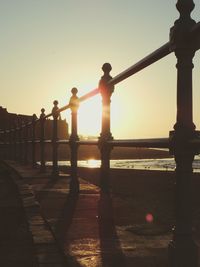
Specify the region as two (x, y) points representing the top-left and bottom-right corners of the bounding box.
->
(0, 1), (200, 266)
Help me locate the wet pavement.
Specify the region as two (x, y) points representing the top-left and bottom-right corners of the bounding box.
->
(0, 163), (37, 267)
(2, 161), (178, 267)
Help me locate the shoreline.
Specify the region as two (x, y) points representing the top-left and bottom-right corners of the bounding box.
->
(34, 145), (172, 161)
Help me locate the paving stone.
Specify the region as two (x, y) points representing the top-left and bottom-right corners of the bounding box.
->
(23, 198), (39, 207)
(37, 251), (64, 264)
(6, 161), (192, 267)
(32, 231), (55, 244)
(0, 163), (38, 266)
(39, 264), (64, 267)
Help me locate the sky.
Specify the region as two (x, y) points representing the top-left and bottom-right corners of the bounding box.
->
(0, 0), (200, 139)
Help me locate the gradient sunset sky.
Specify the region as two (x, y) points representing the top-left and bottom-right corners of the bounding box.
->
(0, 0), (200, 138)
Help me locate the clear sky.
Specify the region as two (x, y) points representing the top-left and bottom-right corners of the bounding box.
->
(0, 0), (200, 138)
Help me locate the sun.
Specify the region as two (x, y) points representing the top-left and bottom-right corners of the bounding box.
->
(64, 92), (121, 138)
(87, 159), (99, 168)
(78, 95), (102, 137)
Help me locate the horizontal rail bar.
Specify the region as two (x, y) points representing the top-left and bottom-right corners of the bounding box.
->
(109, 42), (171, 86)
(190, 138), (200, 147)
(43, 88), (100, 117)
(28, 140), (41, 144)
(191, 21), (200, 36)
(34, 42), (171, 117)
(16, 140), (41, 144)
(44, 113), (53, 120)
(43, 140), (52, 144)
(191, 22), (200, 50)
(108, 138), (170, 148)
(77, 140), (99, 146)
(58, 104), (70, 113)
(79, 88), (100, 103)
(57, 140), (70, 145)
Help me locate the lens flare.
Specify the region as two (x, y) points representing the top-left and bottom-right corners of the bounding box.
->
(145, 213), (153, 223)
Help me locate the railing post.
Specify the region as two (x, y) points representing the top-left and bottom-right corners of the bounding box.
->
(18, 120), (23, 163)
(69, 87), (79, 193)
(32, 114), (37, 168)
(8, 124), (13, 160)
(52, 100), (60, 177)
(9, 127), (13, 160)
(40, 108), (46, 172)
(98, 63), (114, 193)
(23, 119), (28, 164)
(0, 131), (3, 160)
(3, 130), (7, 160)
(16, 125), (19, 161)
(13, 122), (17, 161)
(17, 124), (20, 162)
(21, 122), (25, 163)
(168, 1), (198, 266)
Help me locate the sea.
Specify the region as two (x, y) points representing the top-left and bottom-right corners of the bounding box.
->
(44, 155), (200, 173)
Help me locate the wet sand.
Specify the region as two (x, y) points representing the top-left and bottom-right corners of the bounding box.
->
(34, 145), (171, 161)
(76, 167), (200, 229)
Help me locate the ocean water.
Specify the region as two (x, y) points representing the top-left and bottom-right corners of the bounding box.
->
(44, 155), (200, 173)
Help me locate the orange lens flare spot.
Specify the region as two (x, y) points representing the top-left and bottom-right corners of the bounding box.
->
(145, 213), (153, 223)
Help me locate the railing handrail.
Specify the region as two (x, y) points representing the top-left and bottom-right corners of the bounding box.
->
(109, 42), (171, 86)
(30, 41), (172, 123)
(5, 19), (199, 129)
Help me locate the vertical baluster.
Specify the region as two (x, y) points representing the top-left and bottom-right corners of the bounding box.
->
(24, 119), (28, 164)
(3, 130), (7, 160)
(98, 63), (114, 193)
(16, 124), (18, 161)
(0, 131), (3, 160)
(17, 123), (20, 162)
(40, 108), (46, 172)
(18, 119), (23, 163)
(12, 127), (15, 160)
(52, 100), (60, 177)
(32, 114), (37, 168)
(5, 129), (8, 160)
(21, 122), (24, 162)
(9, 127), (12, 160)
(69, 88), (79, 193)
(168, 1), (198, 266)
(6, 130), (9, 160)
(13, 122), (17, 161)
(9, 126), (12, 160)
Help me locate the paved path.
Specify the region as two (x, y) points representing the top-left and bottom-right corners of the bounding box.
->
(4, 161), (176, 267)
(0, 163), (38, 267)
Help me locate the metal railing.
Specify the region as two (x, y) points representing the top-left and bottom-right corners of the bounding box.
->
(0, 1), (200, 266)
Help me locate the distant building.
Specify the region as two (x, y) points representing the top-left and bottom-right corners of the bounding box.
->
(0, 106), (69, 139)
(35, 118), (69, 140)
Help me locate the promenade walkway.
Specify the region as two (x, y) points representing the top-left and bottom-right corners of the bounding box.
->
(2, 161), (176, 267)
(0, 163), (37, 267)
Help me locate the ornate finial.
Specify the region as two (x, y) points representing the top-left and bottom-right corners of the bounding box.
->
(52, 100), (60, 119)
(32, 114), (37, 125)
(53, 100), (58, 106)
(176, 0), (195, 20)
(175, 0), (195, 28)
(71, 87), (78, 96)
(99, 63), (114, 95)
(32, 113), (37, 121)
(170, 0), (196, 50)
(102, 63), (112, 77)
(69, 88), (79, 111)
(40, 108), (45, 119)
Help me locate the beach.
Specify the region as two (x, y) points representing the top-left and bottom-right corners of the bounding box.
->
(33, 144), (171, 161)
(75, 166), (200, 233)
